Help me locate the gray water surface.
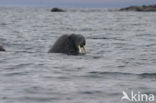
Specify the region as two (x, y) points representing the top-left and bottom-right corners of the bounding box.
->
(0, 7), (156, 103)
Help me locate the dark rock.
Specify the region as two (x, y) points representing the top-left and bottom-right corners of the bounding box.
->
(0, 44), (5, 51)
(120, 4), (156, 12)
(51, 8), (65, 12)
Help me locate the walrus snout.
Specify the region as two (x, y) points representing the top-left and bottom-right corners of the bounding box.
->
(78, 44), (86, 54)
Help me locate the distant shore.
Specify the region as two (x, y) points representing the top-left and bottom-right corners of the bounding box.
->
(119, 4), (156, 12)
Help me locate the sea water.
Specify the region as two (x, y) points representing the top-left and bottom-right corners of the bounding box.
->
(0, 7), (156, 103)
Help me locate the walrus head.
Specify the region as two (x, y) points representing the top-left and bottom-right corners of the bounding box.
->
(69, 34), (86, 54)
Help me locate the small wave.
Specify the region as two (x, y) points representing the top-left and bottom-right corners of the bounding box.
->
(79, 90), (103, 94)
(5, 63), (33, 70)
(4, 72), (28, 76)
(139, 73), (156, 78)
(0, 23), (7, 26)
(90, 37), (125, 41)
(90, 37), (108, 40)
(89, 71), (134, 76)
(88, 71), (156, 78)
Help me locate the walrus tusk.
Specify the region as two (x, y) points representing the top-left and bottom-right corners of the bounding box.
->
(78, 45), (82, 53)
(83, 45), (87, 53)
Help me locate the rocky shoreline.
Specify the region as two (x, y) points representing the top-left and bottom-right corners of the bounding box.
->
(120, 4), (156, 12)
(51, 8), (65, 12)
(0, 44), (5, 51)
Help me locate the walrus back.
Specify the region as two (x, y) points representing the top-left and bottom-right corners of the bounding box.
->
(48, 35), (71, 53)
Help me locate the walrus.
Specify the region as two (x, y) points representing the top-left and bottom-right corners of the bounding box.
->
(0, 44), (5, 51)
(48, 34), (86, 55)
